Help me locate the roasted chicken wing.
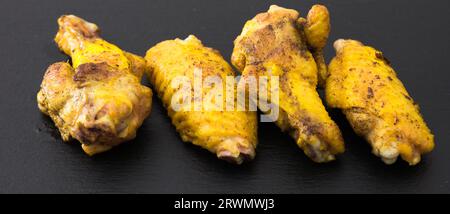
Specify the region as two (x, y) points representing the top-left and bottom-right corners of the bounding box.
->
(231, 5), (344, 162)
(326, 39), (434, 165)
(145, 35), (257, 164)
(37, 15), (152, 155)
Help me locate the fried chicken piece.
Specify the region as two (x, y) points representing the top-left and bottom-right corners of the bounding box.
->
(37, 15), (152, 155)
(326, 39), (434, 165)
(145, 35), (257, 164)
(231, 5), (344, 162)
(298, 5), (331, 87)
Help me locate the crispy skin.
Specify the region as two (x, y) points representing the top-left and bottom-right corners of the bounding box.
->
(145, 35), (257, 164)
(37, 15), (152, 155)
(231, 5), (344, 162)
(326, 39), (434, 165)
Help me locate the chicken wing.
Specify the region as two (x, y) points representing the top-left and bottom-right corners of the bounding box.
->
(37, 15), (152, 155)
(145, 35), (257, 164)
(231, 5), (344, 162)
(326, 39), (434, 165)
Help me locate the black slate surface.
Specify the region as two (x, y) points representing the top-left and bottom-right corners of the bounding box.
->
(0, 0), (449, 193)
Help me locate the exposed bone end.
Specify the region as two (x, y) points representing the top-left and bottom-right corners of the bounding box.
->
(82, 144), (112, 156)
(57, 15), (99, 38)
(267, 5), (299, 19)
(372, 139), (424, 165)
(73, 99), (134, 156)
(217, 148), (254, 165)
(216, 137), (256, 165)
(55, 15), (100, 55)
(379, 145), (399, 165)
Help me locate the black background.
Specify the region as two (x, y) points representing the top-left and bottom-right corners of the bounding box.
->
(0, 0), (449, 193)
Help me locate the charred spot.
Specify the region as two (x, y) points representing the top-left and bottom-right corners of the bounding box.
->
(375, 75), (380, 79)
(73, 62), (116, 83)
(349, 68), (356, 71)
(394, 117), (399, 125)
(387, 76), (393, 81)
(367, 87), (374, 99)
(375, 52), (383, 59)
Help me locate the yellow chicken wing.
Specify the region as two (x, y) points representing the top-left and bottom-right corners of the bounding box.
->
(231, 5), (344, 162)
(326, 39), (434, 165)
(145, 35), (257, 164)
